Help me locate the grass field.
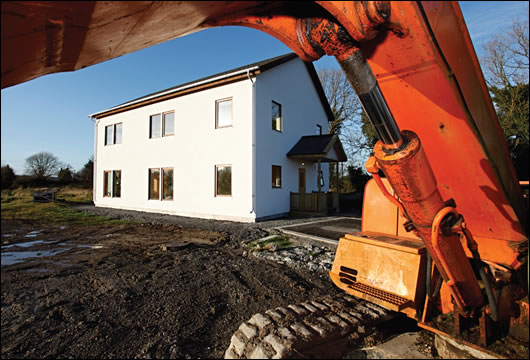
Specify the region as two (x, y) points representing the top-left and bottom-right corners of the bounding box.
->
(1, 186), (132, 225)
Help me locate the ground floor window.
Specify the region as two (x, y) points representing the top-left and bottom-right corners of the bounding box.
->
(272, 165), (282, 188)
(149, 167), (173, 200)
(215, 165), (232, 196)
(103, 170), (121, 197)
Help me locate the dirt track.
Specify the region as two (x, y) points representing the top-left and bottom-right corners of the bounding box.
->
(1, 218), (344, 358)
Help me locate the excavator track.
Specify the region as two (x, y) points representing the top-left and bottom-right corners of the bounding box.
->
(224, 294), (392, 359)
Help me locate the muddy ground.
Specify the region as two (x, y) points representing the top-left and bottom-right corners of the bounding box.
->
(1, 216), (351, 359)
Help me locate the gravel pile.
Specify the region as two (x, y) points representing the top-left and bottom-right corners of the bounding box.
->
(246, 242), (335, 273)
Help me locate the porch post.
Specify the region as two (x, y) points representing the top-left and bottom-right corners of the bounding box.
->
(317, 158), (321, 212)
(317, 158), (321, 193)
(335, 161), (339, 192)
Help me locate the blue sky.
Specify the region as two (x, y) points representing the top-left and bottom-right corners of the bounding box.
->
(1, 1), (528, 174)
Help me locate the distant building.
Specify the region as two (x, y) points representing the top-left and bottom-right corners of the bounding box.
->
(89, 53), (345, 222)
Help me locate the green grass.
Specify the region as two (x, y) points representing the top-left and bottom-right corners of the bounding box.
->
(248, 234), (293, 249)
(1, 187), (133, 226)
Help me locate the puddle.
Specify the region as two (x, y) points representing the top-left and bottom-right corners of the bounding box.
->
(24, 230), (42, 238)
(1, 248), (70, 266)
(1, 237), (103, 267)
(2, 240), (49, 249)
(24, 267), (52, 273)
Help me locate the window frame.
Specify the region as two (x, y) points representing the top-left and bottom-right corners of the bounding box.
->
(148, 168), (161, 200)
(272, 165), (282, 188)
(150, 111), (174, 138)
(114, 123), (123, 144)
(161, 167), (174, 201)
(112, 170), (121, 198)
(103, 171), (112, 197)
(149, 114), (162, 139)
(103, 170), (121, 197)
(272, 100), (282, 132)
(104, 123), (122, 145)
(215, 97), (233, 129)
(215, 164), (232, 197)
(162, 111), (175, 137)
(148, 167), (174, 201)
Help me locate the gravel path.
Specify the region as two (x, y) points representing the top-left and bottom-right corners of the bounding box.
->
(72, 204), (359, 245)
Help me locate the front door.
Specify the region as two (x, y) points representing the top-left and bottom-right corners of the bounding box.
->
(298, 168), (306, 193)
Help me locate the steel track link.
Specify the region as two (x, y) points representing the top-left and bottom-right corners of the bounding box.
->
(224, 295), (392, 359)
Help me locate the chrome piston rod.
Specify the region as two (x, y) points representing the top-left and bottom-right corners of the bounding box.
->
(338, 51), (403, 148)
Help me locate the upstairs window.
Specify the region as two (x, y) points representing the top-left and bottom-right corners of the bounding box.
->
(105, 123), (122, 145)
(163, 112), (174, 136)
(215, 165), (232, 196)
(150, 114), (161, 138)
(216, 98), (232, 128)
(103, 170), (121, 197)
(150, 111), (174, 138)
(272, 101), (282, 132)
(272, 165), (282, 188)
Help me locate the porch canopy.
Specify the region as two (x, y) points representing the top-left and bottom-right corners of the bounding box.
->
(287, 134), (347, 194)
(287, 134), (347, 163)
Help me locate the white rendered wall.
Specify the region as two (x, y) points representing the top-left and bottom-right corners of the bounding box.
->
(254, 58), (330, 219)
(94, 79), (256, 222)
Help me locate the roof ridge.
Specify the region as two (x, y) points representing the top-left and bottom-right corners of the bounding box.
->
(101, 52), (297, 112)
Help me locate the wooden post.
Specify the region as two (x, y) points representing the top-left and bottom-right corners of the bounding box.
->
(336, 161), (339, 193)
(317, 159), (321, 211)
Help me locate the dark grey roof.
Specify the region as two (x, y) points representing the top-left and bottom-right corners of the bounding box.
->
(287, 134), (347, 162)
(90, 52), (334, 123)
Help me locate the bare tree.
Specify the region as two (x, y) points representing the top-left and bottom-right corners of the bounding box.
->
(25, 152), (61, 179)
(317, 66), (372, 167)
(481, 17), (529, 88)
(317, 67), (363, 135)
(480, 13), (529, 179)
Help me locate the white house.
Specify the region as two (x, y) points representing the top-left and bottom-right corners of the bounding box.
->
(89, 53), (346, 222)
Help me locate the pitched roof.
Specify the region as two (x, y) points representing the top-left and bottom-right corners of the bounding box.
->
(287, 134), (347, 162)
(89, 52), (334, 122)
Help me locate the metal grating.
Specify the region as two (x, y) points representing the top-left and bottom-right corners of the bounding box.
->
(346, 282), (412, 311)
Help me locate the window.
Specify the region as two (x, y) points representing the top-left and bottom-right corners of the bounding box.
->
(104, 171), (112, 197)
(105, 123), (122, 145)
(215, 165), (232, 196)
(272, 101), (282, 132)
(105, 125), (114, 145)
(272, 165), (282, 188)
(113, 170), (121, 198)
(150, 112), (174, 138)
(115, 123), (122, 144)
(150, 114), (161, 138)
(216, 98), (232, 128)
(149, 168), (160, 199)
(149, 167), (174, 200)
(103, 170), (121, 197)
(163, 112), (174, 136)
(162, 168), (173, 200)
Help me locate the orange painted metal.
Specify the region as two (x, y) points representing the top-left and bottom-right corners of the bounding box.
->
(365, 156), (407, 216)
(431, 207), (468, 312)
(374, 130), (483, 311)
(330, 231), (426, 319)
(359, 1), (527, 263)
